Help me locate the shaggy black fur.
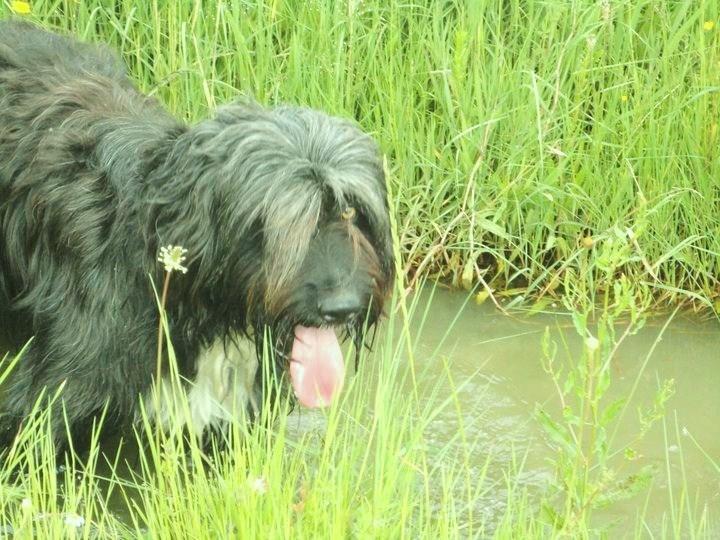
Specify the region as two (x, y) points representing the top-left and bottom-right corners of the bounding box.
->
(0, 21), (392, 449)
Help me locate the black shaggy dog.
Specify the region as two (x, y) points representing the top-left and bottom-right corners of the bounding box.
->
(0, 21), (393, 449)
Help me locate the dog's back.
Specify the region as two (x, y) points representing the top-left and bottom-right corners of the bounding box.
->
(0, 21), (181, 351)
(0, 20), (125, 80)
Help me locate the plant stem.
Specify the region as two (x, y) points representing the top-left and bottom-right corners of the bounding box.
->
(156, 271), (172, 384)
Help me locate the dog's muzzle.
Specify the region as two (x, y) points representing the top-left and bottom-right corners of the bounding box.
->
(318, 288), (362, 324)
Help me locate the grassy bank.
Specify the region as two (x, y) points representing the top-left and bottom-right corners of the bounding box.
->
(3, 0), (719, 310)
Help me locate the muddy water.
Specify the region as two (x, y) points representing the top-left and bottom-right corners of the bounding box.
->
(289, 288), (720, 534)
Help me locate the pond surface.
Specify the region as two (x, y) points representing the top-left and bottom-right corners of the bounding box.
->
(288, 287), (720, 535)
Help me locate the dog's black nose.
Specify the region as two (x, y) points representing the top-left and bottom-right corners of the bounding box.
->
(318, 290), (362, 323)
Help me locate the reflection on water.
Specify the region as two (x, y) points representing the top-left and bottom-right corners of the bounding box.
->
(288, 287), (720, 533)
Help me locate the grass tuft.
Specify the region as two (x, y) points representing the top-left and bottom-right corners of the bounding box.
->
(2, 0), (718, 310)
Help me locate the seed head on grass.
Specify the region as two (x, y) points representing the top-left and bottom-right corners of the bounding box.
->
(158, 245), (188, 274)
(156, 245), (188, 382)
(63, 513), (85, 528)
(247, 475), (268, 495)
(585, 335), (600, 352)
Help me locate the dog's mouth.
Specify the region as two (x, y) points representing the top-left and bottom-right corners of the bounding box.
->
(288, 325), (345, 408)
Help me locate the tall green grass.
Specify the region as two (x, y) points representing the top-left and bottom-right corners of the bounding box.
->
(0, 287), (714, 538)
(2, 0), (718, 310)
(0, 1), (717, 537)
(0, 288), (493, 538)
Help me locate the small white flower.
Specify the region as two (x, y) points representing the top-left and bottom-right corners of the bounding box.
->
(63, 513), (85, 528)
(20, 498), (31, 511)
(158, 245), (188, 274)
(585, 335), (600, 352)
(601, 0), (611, 22)
(248, 475), (268, 495)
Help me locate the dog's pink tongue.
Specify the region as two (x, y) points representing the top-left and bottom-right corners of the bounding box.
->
(290, 326), (345, 408)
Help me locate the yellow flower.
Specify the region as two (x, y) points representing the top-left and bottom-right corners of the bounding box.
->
(620, 94), (629, 102)
(158, 245), (188, 274)
(703, 20), (715, 31)
(10, 1), (31, 14)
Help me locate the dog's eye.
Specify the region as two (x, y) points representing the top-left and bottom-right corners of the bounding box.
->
(341, 207), (356, 220)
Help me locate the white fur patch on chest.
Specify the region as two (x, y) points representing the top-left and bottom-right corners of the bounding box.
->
(140, 335), (259, 438)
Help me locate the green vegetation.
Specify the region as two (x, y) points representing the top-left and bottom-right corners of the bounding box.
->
(0, 288), (713, 538)
(0, 0), (718, 537)
(4, 0), (719, 311)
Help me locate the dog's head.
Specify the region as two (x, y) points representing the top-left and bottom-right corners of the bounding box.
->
(177, 103), (393, 408)
(261, 194), (392, 408)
